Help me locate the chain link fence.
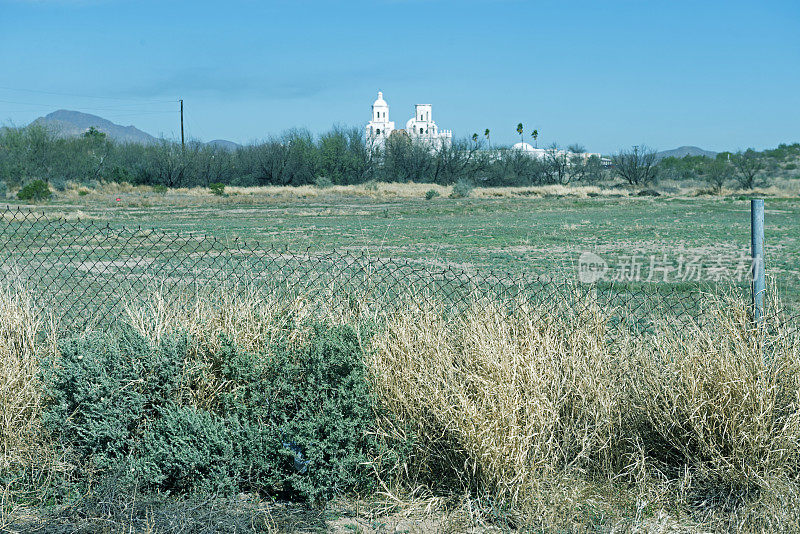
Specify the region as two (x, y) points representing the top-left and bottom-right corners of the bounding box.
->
(0, 207), (796, 336)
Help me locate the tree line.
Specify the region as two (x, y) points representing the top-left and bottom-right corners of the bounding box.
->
(0, 123), (796, 191)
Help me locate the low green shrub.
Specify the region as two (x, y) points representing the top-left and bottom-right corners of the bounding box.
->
(425, 189), (439, 200)
(16, 180), (52, 202)
(40, 328), (186, 473)
(209, 182), (225, 196)
(40, 321), (383, 504)
(449, 180), (473, 199)
(265, 323), (380, 503)
(314, 176), (333, 189)
(152, 184), (168, 194)
(132, 405), (236, 495)
(203, 324), (380, 503)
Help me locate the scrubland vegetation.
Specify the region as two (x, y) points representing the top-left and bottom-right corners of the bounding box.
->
(1, 282), (799, 532)
(1, 123), (798, 195)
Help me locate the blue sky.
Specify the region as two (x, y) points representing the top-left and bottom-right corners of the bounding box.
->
(1, 0), (798, 153)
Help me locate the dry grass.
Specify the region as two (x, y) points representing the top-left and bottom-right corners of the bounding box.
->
(59, 180), (637, 203)
(369, 297), (632, 523)
(49, 179), (800, 209)
(0, 283), (49, 472)
(369, 294), (800, 530)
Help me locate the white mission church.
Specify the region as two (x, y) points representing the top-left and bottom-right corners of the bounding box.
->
(365, 91), (452, 149)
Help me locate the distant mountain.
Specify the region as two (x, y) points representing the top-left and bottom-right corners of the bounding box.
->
(206, 139), (241, 151)
(32, 110), (159, 144)
(655, 146), (718, 160)
(29, 110), (240, 149)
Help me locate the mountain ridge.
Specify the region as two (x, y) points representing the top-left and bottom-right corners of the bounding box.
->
(32, 109), (159, 144)
(655, 146), (717, 160)
(29, 110), (241, 150)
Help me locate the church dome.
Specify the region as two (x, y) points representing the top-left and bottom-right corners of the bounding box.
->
(512, 142), (536, 152)
(373, 91), (388, 108)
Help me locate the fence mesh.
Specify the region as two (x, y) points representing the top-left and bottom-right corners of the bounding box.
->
(0, 207), (796, 336)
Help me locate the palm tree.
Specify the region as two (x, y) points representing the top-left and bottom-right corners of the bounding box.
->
(472, 133), (479, 147)
(516, 123), (524, 145)
(531, 129), (539, 149)
(484, 128), (491, 148)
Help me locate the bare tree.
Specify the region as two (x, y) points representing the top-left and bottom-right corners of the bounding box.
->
(731, 149), (766, 189)
(543, 143), (570, 184)
(433, 137), (484, 185)
(612, 145), (658, 186)
(703, 159), (731, 193)
(382, 134), (436, 182)
(569, 153), (602, 184)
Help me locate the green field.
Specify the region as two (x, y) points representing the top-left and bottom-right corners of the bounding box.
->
(4, 185), (800, 319)
(32, 189), (800, 279)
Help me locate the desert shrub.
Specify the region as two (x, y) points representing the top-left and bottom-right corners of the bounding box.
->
(16, 180), (52, 202)
(273, 323), (380, 503)
(208, 182), (225, 196)
(201, 324), (381, 504)
(78, 189), (89, 196)
(40, 328), (186, 473)
(152, 184), (168, 194)
(39, 320), (381, 504)
(314, 175), (333, 189)
(449, 180), (473, 199)
(132, 405), (236, 495)
(106, 166), (131, 183)
(49, 177), (66, 192)
(425, 189), (439, 200)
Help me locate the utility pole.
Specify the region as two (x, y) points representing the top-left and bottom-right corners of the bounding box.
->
(180, 99), (185, 151)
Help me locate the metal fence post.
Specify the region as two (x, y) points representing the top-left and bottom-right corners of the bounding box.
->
(751, 198), (765, 326)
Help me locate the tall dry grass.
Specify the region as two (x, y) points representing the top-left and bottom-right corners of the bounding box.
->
(0, 285), (48, 472)
(630, 302), (800, 490)
(369, 298), (632, 510)
(369, 295), (800, 529)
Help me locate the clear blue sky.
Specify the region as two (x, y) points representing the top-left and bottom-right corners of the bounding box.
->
(1, 0), (798, 153)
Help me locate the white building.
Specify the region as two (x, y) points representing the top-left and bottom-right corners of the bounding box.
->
(512, 142), (605, 164)
(511, 142), (550, 160)
(366, 91), (452, 149)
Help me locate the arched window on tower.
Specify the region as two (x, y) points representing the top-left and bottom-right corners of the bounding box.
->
(376, 129), (381, 135)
